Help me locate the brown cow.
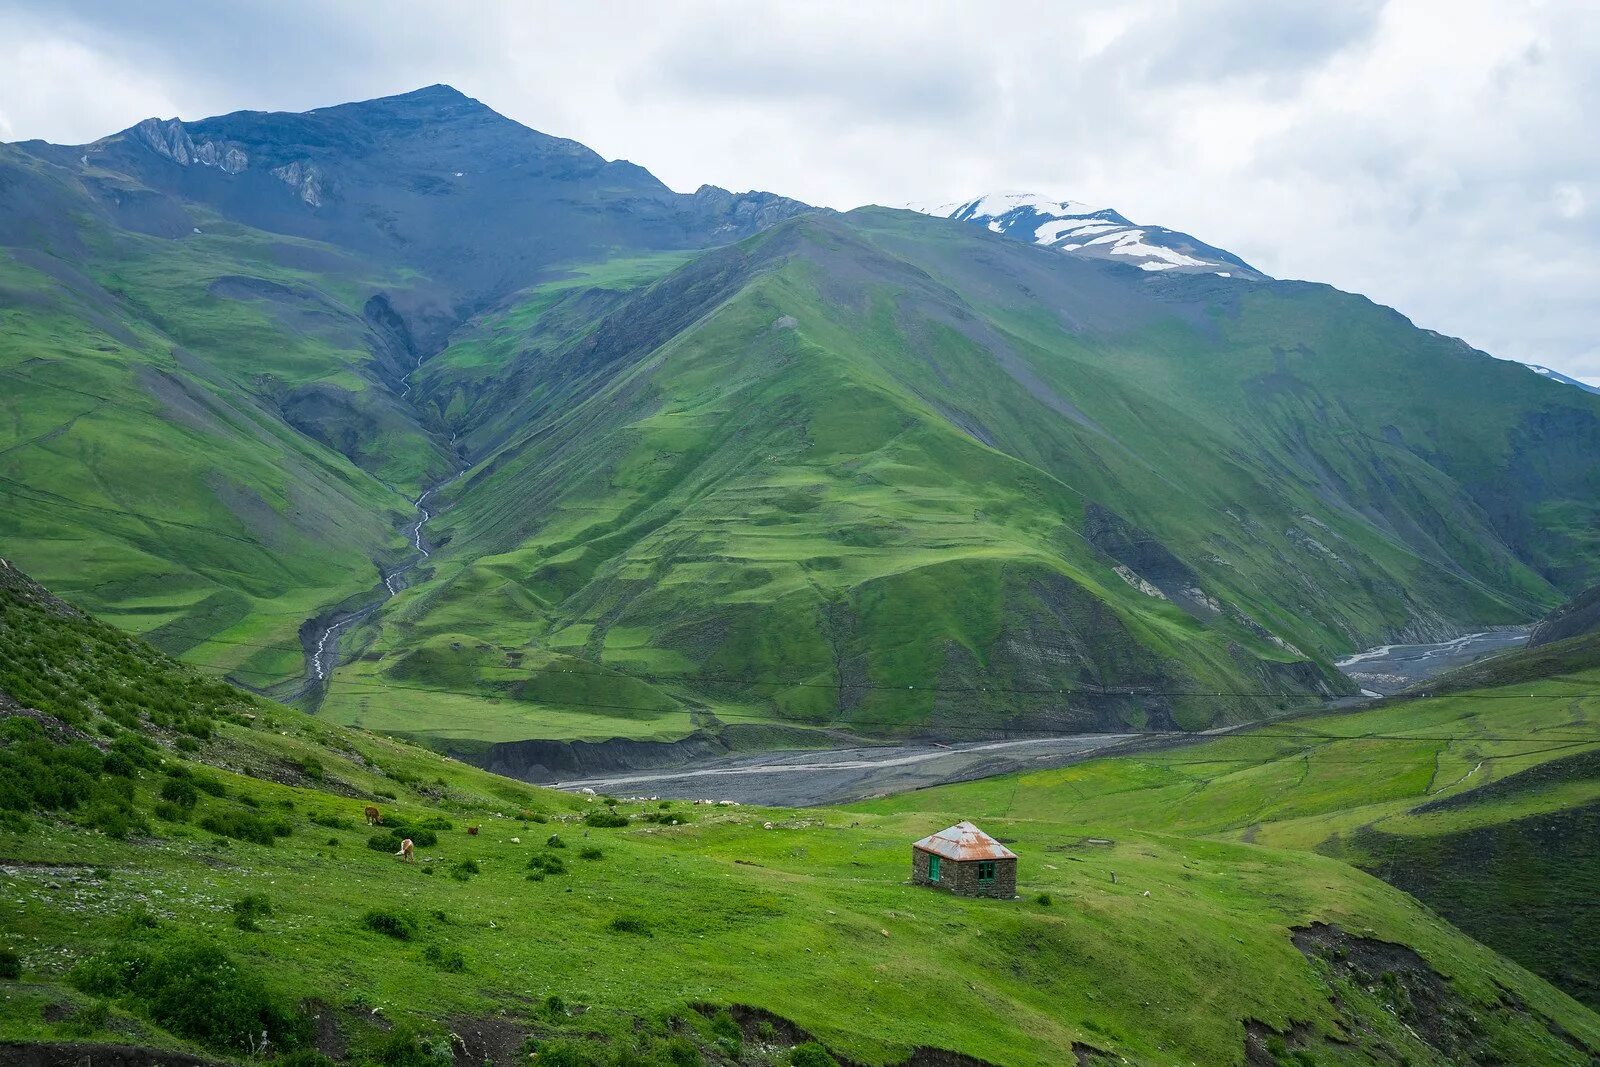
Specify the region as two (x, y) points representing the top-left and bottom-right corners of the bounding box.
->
(466, 825), (479, 837)
(395, 838), (414, 863)
(364, 805), (383, 826)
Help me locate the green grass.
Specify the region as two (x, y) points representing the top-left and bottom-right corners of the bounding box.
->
(0, 164), (449, 690)
(3, 562), (1600, 1065)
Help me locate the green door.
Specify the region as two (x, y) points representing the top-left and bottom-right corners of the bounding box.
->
(928, 854), (941, 882)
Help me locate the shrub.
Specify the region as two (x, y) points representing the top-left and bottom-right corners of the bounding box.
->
(192, 775), (227, 798)
(363, 909), (419, 940)
(68, 937), (308, 1053)
(546, 833), (565, 848)
(542, 994), (566, 1018)
(421, 944), (465, 973)
(791, 1042), (839, 1067)
(709, 1009), (741, 1048)
(526, 1038), (606, 1067)
(297, 757), (324, 781)
(199, 808), (286, 846)
(527, 812), (549, 824)
(584, 811), (629, 829)
(605, 916), (650, 937)
(1035, 893), (1053, 907)
(63, 999), (111, 1036)
(579, 846), (603, 861)
(448, 859), (479, 882)
(639, 812), (688, 826)
(159, 777), (199, 810)
(527, 852), (566, 876)
(370, 1026), (453, 1067)
(0, 947), (20, 980)
(232, 893), (273, 932)
(309, 813), (350, 830)
(82, 799), (147, 839)
(153, 801), (189, 824)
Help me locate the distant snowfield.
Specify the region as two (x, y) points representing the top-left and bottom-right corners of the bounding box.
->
(899, 190), (1249, 278)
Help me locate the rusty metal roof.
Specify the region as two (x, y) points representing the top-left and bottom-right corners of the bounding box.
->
(912, 821), (1016, 862)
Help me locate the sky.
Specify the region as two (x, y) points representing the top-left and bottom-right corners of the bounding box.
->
(1, 0), (1597, 384)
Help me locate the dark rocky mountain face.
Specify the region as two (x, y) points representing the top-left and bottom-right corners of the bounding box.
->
(17, 84), (811, 312)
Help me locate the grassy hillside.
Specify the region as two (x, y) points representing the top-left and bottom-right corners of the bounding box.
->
(857, 635), (1600, 1010)
(304, 208), (1600, 743)
(0, 144), (452, 688)
(4, 561), (1600, 1066)
(8, 94), (1600, 749)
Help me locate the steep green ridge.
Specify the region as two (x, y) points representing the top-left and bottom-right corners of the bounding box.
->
(8, 88), (1600, 747)
(0, 86), (804, 703)
(856, 634), (1600, 1009)
(314, 207), (1600, 741)
(3, 563), (1598, 1065)
(0, 142), (447, 686)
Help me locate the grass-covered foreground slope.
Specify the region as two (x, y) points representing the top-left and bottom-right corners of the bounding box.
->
(6, 568), (1600, 1065)
(320, 206), (1600, 742)
(858, 632), (1600, 1011)
(5, 568), (1600, 1066)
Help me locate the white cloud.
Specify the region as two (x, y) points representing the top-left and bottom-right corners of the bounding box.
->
(2, 0), (1598, 381)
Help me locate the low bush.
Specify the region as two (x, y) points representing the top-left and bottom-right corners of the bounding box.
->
(709, 1009), (741, 1051)
(68, 936), (309, 1053)
(546, 833), (566, 848)
(605, 916), (650, 937)
(199, 808), (289, 846)
(0, 947), (20, 980)
(527, 852), (566, 877)
(579, 846), (603, 860)
(791, 1042), (839, 1067)
(159, 777), (198, 810)
(449, 859), (479, 882)
(369, 1025), (453, 1067)
(584, 810), (629, 829)
(421, 944), (465, 973)
(363, 909), (419, 940)
(232, 893), (273, 931)
(639, 811), (688, 826)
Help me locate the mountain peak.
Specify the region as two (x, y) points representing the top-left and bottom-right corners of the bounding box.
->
(904, 190), (1262, 279)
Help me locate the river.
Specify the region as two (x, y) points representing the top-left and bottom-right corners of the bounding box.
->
(1334, 628), (1530, 696)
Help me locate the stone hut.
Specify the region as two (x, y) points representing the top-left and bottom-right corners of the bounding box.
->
(910, 821), (1017, 898)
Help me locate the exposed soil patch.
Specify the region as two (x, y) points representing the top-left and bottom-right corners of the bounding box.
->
(1290, 921), (1597, 1063)
(0, 1043), (226, 1067)
(447, 1013), (530, 1067)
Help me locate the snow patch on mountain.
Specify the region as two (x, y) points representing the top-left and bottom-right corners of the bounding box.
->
(902, 191), (1263, 279)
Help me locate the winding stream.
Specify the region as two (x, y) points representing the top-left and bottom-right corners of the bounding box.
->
(301, 477), (457, 692)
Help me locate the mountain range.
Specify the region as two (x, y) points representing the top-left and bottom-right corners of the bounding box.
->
(3, 85), (1599, 750)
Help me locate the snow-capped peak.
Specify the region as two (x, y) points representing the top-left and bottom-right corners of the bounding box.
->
(902, 191), (1262, 280)
(1523, 363), (1600, 395)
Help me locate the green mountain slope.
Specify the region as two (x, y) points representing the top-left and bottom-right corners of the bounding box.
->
(7, 87), (1600, 749)
(859, 628), (1600, 1010)
(314, 207), (1600, 742)
(0, 142), (447, 686)
(3, 562), (1598, 1066)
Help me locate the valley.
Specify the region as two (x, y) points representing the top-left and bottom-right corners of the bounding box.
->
(3, 79), (1600, 1067)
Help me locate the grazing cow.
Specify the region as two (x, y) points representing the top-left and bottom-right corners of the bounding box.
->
(395, 838), (414, 863)
(467, 825), (479, 837)
(364, 805), (383, 826)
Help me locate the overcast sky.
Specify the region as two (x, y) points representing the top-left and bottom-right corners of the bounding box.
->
(2, 0), (1597, 383)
